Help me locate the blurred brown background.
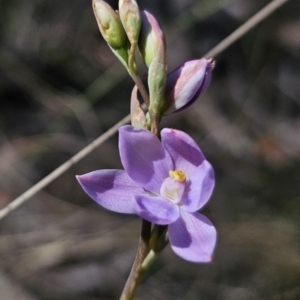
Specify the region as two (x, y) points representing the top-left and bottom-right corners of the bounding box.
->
(1, 0), (300, 299)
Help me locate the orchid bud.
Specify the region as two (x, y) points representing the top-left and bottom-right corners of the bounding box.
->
(163, 58), (214, 115)
(147, 43), (167, 120)
(138, 11), (167, 127)
(138, 10), (166, 68)
(92, 0), (129, 67)
(119, 0), (141, 69)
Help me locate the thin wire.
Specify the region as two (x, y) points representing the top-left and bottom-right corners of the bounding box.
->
(205, 0), (290, 58)
(0, 0), (291, 221)
(0, 114), (131, 220)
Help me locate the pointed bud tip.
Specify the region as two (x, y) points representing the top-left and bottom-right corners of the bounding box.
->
(207, 58), (215, 71)
(76, 174), (83, 182)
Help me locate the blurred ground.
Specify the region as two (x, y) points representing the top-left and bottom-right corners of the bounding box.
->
(1, 0), (300, 299)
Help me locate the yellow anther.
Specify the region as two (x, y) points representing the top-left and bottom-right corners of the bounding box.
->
(169, 170), (186, 182)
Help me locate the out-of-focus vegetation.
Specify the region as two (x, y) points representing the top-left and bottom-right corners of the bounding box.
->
(1, 0), (300, 299)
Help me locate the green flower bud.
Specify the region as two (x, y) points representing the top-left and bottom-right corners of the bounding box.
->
(138, 10), (166, 68)
(139, 11), (167, 127)
(93, 0), (127, 49)
(148, 43), (167, 120)
(92, 0), (129, 67)
(119, 0), (141, 46)
(119, 0), (141, 69)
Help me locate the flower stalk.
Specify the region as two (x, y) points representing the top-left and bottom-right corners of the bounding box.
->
(128, 71), (150, 107)
(120, 224), (168, 300)
(120, 219), (151, 300)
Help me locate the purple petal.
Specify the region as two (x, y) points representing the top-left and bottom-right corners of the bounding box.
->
(164, 59), (213, 114)
(76, 170), (143, 214)
(181, 160), (215, 212)
(168, 210), (217, 263)
(134, 194), (180, 225)
(175, 59), (213, 113)
(119, 125), (173, 194)
(161, 128), (205, 178)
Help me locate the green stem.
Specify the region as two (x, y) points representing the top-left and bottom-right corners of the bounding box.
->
(129, 70), (150, 107)
(140, 250), (158, 273)
(120, 219), (151, 300)
(152, 225), (168, 255)
(120, 224), (169, 300)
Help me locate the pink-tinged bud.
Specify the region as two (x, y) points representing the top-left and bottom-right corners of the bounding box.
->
(138, 10), (166, 68)
(138, 10), (167, 127)
(163, 58), (214, 115)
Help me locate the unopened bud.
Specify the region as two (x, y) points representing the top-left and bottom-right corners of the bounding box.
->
(93, 0), (127, 49)
(119, 0), (141, 68)
(138, 11), (167, 127)
(138, 10), (166, 68)
(163, 59), (214, 115)
(147, 43), (167, 119)
(93, 0), (129, 66)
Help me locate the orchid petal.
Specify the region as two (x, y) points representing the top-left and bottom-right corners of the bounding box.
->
(168, 210), (217, 263)
(134, 194), (180, 225)
(119, 125), (173, 194)
(161, 128), (205, 178)
(76, 170), (143, 213)
(181, 160), (215, 212)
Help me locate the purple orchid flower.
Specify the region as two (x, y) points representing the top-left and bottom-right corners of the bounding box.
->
(77, 125), (216, 263)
